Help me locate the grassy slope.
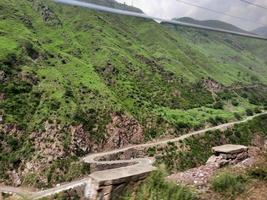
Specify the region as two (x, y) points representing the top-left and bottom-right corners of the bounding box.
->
(0, 0), (267, 187)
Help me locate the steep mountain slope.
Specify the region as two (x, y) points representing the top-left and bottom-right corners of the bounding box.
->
(253, 26), (267, 37)
(0, 0), (267, 188)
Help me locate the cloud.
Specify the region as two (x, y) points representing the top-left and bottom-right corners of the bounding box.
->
(116, 0), (267, 30)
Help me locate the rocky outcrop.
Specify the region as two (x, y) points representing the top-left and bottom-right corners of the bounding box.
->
(30, 121), (65, 163)
(0, 71), (6, 83)
(69, 125), (95, 155)
(168, 144), (249, 187)
(0, 112), (144, 186)
(0, 93), (4, 101)
(29, 121), (96, 164)
(18, 72), (38, 85)
(0, 124), (22, 136)
(202, 78), (223, 93)
(9, 171), (21, 187)
(31, 0), (62, 26)
(104, 114), (144, 150)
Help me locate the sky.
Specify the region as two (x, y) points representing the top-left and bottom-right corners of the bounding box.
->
(115, 0), (267, 30)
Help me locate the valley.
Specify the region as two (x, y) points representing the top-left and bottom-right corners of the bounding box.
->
(0, 0), (267, 199)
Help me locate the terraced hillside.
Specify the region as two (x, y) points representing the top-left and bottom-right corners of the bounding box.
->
(0, 0), (267, 188)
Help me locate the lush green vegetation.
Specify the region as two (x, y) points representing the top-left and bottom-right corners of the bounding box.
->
(122, 168), (197, 200)
(0, 0), (267, 187)
(211, 172), (248, 198)
(210, 153), (267, 200)
(157, 114), (267, 172)
(1, 0), (266, 131)
(157, 106), (234, 129)
(247, 152), (267, 182)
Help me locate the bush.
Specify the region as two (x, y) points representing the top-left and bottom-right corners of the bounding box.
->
(254, 107), (261, 114)
(208, 116), (225, 125)
(245, 109), (254, 116)
(123, 168), (197, 200)
(231, 99), (239, 106)
(248, 164), (267, 181)
(212, 172), (247, 198)
(234, 112), (242, 120)
(213, 101), (224, 109)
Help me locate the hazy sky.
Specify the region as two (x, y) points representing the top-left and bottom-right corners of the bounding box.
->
(115, 0), (267, 30)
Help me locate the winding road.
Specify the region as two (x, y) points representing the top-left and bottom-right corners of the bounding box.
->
(0, 112), (266, 199)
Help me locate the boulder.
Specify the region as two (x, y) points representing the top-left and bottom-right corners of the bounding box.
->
(212, 144), (248, 154)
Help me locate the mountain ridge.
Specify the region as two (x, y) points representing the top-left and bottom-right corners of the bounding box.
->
(252, 26), (267, 37)
(174, 17), (250, 33)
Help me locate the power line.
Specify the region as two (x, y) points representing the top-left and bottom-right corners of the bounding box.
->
(175, 0), (267, 27)
(54, 0), (267, 40)
(240, 0), (267, 10)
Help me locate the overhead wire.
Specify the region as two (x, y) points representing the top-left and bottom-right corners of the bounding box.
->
(240, 0), (267, 10)
(54, 0), (267, 40)
(175, 0), (267, 27)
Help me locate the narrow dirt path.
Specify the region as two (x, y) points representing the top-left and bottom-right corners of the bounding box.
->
(0, 112), (266, 199)
(84, 112), (267, 162)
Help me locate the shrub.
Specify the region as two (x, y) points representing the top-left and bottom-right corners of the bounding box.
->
(234, 112), (242, 120)
(249, 98), (258, 105)
(208, 116), (225, 125)
(212, 172), (247, 198)
(254, 107), (261, 114)
(245, 108), (254, 116)
(248, 164), (267, 181)
(213, 101), (224, 109)
(22, 173), (40, 187)
(123, 168), (197, 200)
(147, 147), (156, 157)
(231, 99), (239, 106)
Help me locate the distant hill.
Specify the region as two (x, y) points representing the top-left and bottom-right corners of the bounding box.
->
(252, 26), (267, 37)
(78, 0), (143, 13)
(174, 17), (249, 33)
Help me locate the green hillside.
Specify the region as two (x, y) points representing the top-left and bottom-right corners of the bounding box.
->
(0, 0), (267, 187)
(78, 0), (143, 12)
(253, 26), (267, 37)
(175, 17), (249, 33)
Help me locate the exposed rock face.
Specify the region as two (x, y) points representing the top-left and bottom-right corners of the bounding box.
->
(251, 135), (266, 149)
(29, 121), (96, 163)
(0, 93), (4, 100)
(202, 78), (223, 93)
(31, 0), (61, 25)
(30, 121), (66, 162)
(9, 170), (21, 187)
(0, 113), (144, 186)
(0, 124), (22, 136)
(0, 70), (6, 82)
(104, 114), (144, 150)
(69, 125), (94, 155)
(19, 72), (38, 85)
